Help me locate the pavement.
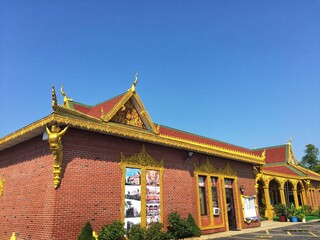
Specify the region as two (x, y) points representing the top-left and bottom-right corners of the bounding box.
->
(195, 220), (309, 239)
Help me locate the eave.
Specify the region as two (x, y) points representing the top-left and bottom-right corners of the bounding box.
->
(0, 114), (265, 165)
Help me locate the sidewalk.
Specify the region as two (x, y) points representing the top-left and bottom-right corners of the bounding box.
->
(198, 221), (302, 239)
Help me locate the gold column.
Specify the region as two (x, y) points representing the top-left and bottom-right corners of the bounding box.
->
(263, 186), (272, 220)
(292, 188), (299, 208)
(279, 187), (286, 205)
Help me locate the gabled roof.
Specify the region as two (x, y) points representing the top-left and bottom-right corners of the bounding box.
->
(259, 142), (320, 181)
(1, 79), (266, 164)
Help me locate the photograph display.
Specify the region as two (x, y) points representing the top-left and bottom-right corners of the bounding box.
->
(124, 168), (141, 230)
(146, 170), (160, 226)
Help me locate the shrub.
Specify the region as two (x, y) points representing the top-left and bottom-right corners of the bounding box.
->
(78, 222), (95, 240)
(127, 224), (146, 240)
(98, 221), (126, 240)
(300, 205), (313, 215)
(145, 222), (166, 240)
(186, 214), (201, 237)
(166, 212), (193, 239)
(273, 203), (287, 217)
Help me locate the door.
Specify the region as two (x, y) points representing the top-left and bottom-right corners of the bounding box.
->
(225, 185), (237, 230)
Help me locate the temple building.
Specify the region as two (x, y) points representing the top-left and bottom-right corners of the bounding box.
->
(0, 79), (319, 239)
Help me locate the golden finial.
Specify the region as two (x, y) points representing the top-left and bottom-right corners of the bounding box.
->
(261, 149), (266, 159)
(51, 85), (57, 110)
(60, 84), (73, 108)
(129, 72), (138, 92)
(288, 137), (292, 145)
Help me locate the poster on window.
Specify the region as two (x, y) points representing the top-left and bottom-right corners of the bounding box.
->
(146, 170), (160, 226)
(125, 168), (141, 230)
(242, 195), (259, 223)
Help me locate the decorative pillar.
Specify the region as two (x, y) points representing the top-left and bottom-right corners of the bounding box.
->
(292, 188), (299, 208)
(279, 187), (286, 205)
(263, 186), (272, 220)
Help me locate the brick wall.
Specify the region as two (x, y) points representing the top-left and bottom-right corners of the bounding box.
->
(0, 128), (258, 239)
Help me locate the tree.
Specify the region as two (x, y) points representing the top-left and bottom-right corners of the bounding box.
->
(300, 144), (320, 173)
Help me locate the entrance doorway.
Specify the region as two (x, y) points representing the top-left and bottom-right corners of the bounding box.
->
(225, 179), (236, 230)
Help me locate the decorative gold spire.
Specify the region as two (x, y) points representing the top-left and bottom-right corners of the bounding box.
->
(128, 72), (138, 92)
(51, 85), (57, 110)
(60, 84), (73, 108)
(288, 137), (292, 145)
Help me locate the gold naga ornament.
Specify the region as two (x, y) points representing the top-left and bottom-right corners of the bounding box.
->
(47, 85), (71, 188)
(46, 124), (69, 188)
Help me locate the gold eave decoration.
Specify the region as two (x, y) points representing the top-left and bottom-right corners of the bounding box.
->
(46, 124), (69, 189)
(0, 114), (265, 165)
(120, 145), (164, 168)
(160, 134), (266, 164)
(194, 159), (237, 177)
(0, 177), (4, 197)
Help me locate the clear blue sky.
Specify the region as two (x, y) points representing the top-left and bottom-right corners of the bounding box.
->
(1, 1), (319, 161)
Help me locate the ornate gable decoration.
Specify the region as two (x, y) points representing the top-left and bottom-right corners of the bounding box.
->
(194, 159), (237, 177)
(111, 100), (147, 129)
(120, 145), (164, 168)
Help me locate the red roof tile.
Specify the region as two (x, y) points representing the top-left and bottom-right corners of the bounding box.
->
(73, 93), (126, 119)
(160, 126), (255, 154)
(264, 145), (287, 164)
(262, 165), (301, 176)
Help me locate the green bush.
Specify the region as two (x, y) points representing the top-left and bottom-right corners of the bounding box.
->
(127, 224), (146, 240)
(166, 212), (193, 239)
(145, 222), (166, 240)
(273, 203), (287, 217)
(300, 205), (313, 215)
(78, 222), (95, 240)
(186, 214), (201, 237)
(98, 221), (126, 240)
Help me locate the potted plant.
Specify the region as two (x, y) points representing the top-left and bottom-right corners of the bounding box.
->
(273, 203), (287, 222)
(287, 203), (298, 222)
(296, 206), (306, 222)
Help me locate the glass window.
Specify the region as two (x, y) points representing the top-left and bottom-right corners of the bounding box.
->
(198, 176), (207, 215)
(211, 177), (219, 208)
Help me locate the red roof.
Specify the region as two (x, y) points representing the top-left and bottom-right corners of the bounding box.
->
(262, 165), (301, 177)
(73, 93), (126, 119)
(159, 126), (255, 154)
(263, 145), (287, 164)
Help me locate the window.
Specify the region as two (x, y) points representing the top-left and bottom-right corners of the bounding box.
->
(198, 176), (207, 215)
(211, 177), (219, 208)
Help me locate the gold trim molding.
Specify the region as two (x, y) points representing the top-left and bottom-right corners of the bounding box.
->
(194, 159), (237, 177)
(120, 145), (164, 168)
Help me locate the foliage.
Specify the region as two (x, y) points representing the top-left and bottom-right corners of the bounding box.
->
(98, 221), (125, 240)
(78, 222), (95, 240)
(127, 224), (146, 240)
(186, 214), (201, 237)
(300, 144), (320, 173)
(296, 206), (307, 220)
(145, 222), (167, 240)
(273, 203), (287, 217)
(166, 212), (193, 239)
(287, 203), (297, 217)
(300, 205), (313, 215)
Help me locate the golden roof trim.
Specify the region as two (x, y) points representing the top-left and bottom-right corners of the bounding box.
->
(160, 134), (265, 163)
(1, 114), (264, 164)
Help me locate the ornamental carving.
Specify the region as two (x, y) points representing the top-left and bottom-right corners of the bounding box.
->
(0, 177), (4, 197)
(111, 100), (146, 129)
(120, 145), (164, 168)
(46, 124), (69, 188)
(194, 159), (237, 177)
